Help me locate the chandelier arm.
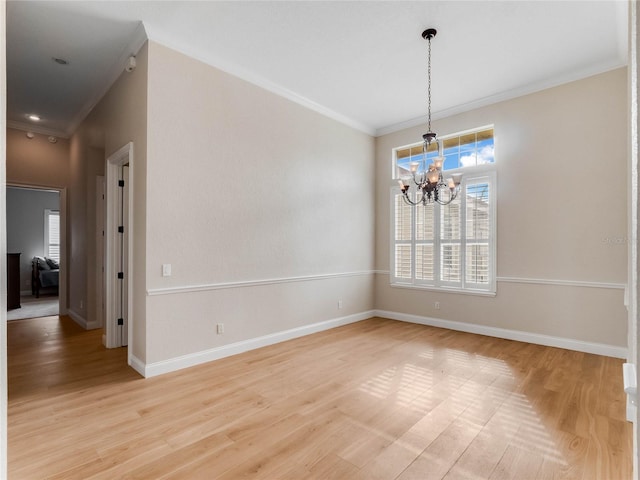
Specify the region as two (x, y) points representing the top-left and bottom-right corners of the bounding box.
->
(434, 190), (458, 206)
(401, 190), (426, 206)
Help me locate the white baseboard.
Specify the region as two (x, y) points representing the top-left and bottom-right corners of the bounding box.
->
(131, 308), (627, 379)
(375, 309), (628, 359)
(141, 310), (375, 378)
(67, 308), (100, 330)
(129, 354), (146, 378)
(67, 309), (87, 329)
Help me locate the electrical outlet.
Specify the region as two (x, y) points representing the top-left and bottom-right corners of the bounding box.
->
(216, 323), (224, 334)
(435, 301), (440, 310)
(338, 300), (343, 309)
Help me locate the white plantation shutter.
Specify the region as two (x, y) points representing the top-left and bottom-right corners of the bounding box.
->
(390, 172), (495, 293)
(395, 245), (412, 279)
(415, 244), (434, 281)
(465, 181), (491, 286)
(415, 201), (434, 282)
(394, 194), (412, 280)
(45, 209), (60, 261)
(440, 193), (461, 285)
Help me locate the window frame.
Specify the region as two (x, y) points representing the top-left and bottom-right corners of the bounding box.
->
(393, 125), (495, 179)
(390, 127), (497, 296)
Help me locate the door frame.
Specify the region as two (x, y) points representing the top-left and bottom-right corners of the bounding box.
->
(96, 175), (105, 337)
(104, 142), (133, 357)
(6, 183), (67, 317)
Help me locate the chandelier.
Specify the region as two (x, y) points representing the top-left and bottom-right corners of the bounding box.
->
(398, 28), (462, 206)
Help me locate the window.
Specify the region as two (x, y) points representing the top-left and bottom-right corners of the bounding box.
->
(391, 127), (496, 294)
(44, 209), (60, 262)
(395, 126), (494, 177)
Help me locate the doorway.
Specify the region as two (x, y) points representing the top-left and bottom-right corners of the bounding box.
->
(104, 143), (133, 360)
(5, 185), (67, 321)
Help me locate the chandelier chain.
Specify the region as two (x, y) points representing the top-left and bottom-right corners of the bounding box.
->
(399, 28), (461, 207)
(427, 34), (432, 133)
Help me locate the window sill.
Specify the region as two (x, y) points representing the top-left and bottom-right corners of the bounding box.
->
(390, 282), (496, 297)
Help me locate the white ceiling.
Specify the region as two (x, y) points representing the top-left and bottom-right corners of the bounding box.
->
(7, 1), (628, 138)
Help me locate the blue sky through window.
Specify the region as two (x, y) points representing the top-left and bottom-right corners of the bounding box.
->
(396, 128), (494, 177)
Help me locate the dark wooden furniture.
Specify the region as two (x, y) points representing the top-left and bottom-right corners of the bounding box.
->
(7, 253), (21, 310)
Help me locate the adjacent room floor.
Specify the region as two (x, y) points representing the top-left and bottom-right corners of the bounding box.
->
(7, 315), (632, 479)
(6, 294), (58, 321)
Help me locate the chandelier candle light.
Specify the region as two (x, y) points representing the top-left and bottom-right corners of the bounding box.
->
(399, 28), (462, 206)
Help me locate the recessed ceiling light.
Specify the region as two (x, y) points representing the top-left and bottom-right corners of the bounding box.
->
(27, 114), (41, 121)
(52, 57), (69, 65)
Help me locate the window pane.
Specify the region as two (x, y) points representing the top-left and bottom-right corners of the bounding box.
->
(466, 183), (490, 240)
(49, 215), (60, 241)
(466, 243), (489, 284)
(395, 194), (412, 241)
(416, 244), (434, 280)
(46, 211), (60, 262)
(396, 128), (494, 174)
(395, 245), (412, 279)
(441, 244), (460, 282)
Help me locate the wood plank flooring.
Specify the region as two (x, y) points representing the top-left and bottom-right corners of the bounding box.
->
(7, 315), (632, 479)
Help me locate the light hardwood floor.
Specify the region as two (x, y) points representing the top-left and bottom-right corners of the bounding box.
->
(8, 315), (632, 479)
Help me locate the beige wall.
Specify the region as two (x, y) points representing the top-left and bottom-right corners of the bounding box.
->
(375, 68), (628, 348)
(7, 40), (626, 374)
(144, 41), (375, 364)
(69, 42), (148, 360)
(6, 129), (70, 188)
(6, 129), (71, 307)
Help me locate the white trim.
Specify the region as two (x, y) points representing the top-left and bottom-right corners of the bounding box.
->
(119, 306), (627, 378)
(147, 270), (376, 296)
(66, 23), (148, 137)
(496, 276), (626, 290)
(67, 309), (87, 329)
(105, 143), (134, 354)
(377, 270), (626, 291)
(7, 183), (68, 316)
(146, 38), (374, 136)
(375, 309), (627, 359)
(96, 176), (105, 330)
(6, 120), (68, 139)
(68, 309), (100, 330)
(128, 354), (146, 378)
(376, 62), (627, 137)
(140, 311), (374, 378)
(389, 283), (496, 297)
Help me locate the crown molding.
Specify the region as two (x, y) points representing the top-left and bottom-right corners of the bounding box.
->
(7, 120), (68, 139)
(375, 60), (628, 137)
(144, 34), (376, 137)
(65, 21), (148, 137)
